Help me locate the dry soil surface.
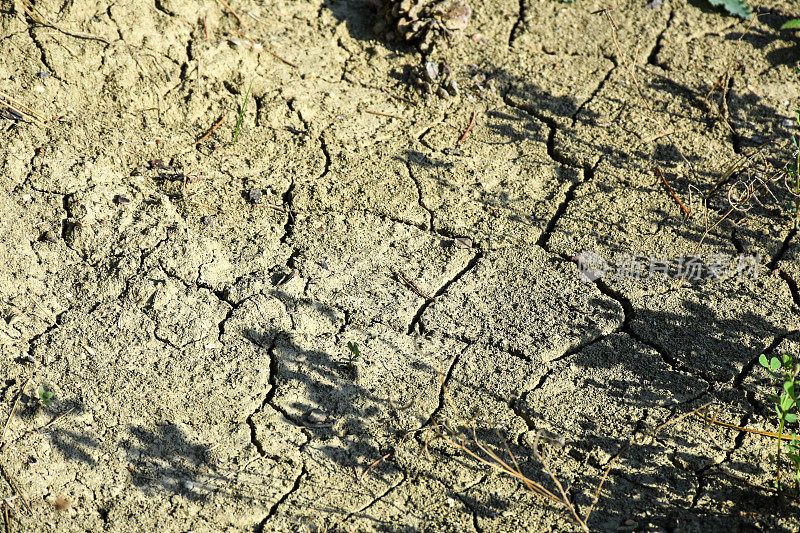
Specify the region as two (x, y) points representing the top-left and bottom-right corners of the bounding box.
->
(2, 0), (800, 531)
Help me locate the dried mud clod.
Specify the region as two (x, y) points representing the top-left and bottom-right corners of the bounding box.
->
(373, 0), (472, 51)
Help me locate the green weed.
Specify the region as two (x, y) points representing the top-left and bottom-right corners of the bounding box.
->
(345, 341), (361, 370)
(758, 353), (800, 494)
(783, 108), (800, 229)
(233, 79), (253, 144)
(37, 385), (54, 407)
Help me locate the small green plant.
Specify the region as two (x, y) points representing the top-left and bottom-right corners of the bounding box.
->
(345, 341), (361, 369)
(705, 0), (751, 19)
(783, 108), (800, 229)
(758, 353), (800, 493)
(37, 385), (54, 407)
(782, 19), (800, 30)
(233, 79), (254, 144)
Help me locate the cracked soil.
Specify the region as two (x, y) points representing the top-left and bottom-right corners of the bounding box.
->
(2, 0), (800, 531)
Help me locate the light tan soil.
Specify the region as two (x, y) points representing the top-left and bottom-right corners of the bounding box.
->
(2, 0), (800, 531)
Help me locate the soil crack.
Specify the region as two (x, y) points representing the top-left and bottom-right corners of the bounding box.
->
(408, 250), (482, 335)
(256, 465), (307, 531)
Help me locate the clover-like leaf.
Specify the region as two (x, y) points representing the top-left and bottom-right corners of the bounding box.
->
(706, 0), (751, 19)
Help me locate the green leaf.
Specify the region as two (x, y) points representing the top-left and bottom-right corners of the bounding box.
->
(706, 0), (752, 19)
(771, 357), (782, 371)
(347, 341), (360, 358)
(786, 381), (797, 399)
(760, 354), (770, 368)
(786, 413), (799, 423)
(781, 395), (795, 411)
(782, 19), (800, 30)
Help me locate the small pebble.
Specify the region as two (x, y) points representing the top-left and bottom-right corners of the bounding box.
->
(436, 87), (449, 99)
(444, 78), (459, 96)
(307, 409), (328, 424)
(39, 230), (58, 243)
(455, 237), (472, 249)
(36, 71), (49, 78)
(183, 480), (194, 490)
(423, 61), (438, 83)
(114, 194), (130, 205)
(248, 188), (262, 204)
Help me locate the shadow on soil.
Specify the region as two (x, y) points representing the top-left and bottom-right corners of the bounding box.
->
(32, 270), (798, 529)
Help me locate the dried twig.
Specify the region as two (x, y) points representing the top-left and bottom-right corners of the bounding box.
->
(655, 166), (691, 218)
(194, 115), (227, 147)
(215, 0), (243, 25)
(458, 111), (477, 145)
(37, 407), (75, 432)
(696, 409), (800, 441)
(232, 28), (297, 67)
(359, 452), (392, 481)
(397, 271), (435, 301)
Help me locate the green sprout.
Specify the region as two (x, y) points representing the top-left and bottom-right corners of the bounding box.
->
(345, 341), (361, 369)
(758, 353), (800, 494)
(233, 79), (254, 144)
(37, 385), (54, 407)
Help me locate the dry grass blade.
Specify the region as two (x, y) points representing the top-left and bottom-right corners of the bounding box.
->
(439, 431), (561, 504)
(601, 9), (697, 182)
(705, 143), (779, 199)
(215, 0), (243, 25)
(15, 0), (109, 43)
(0, 379), (30, 448)
(696, 409), (800, 441)
(14, 0), (43, 24)
(0, 462), (30, 515)
(583, 401), (713, 523)
(0, 91), (47, 127)
(433, 365), (588, 531)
